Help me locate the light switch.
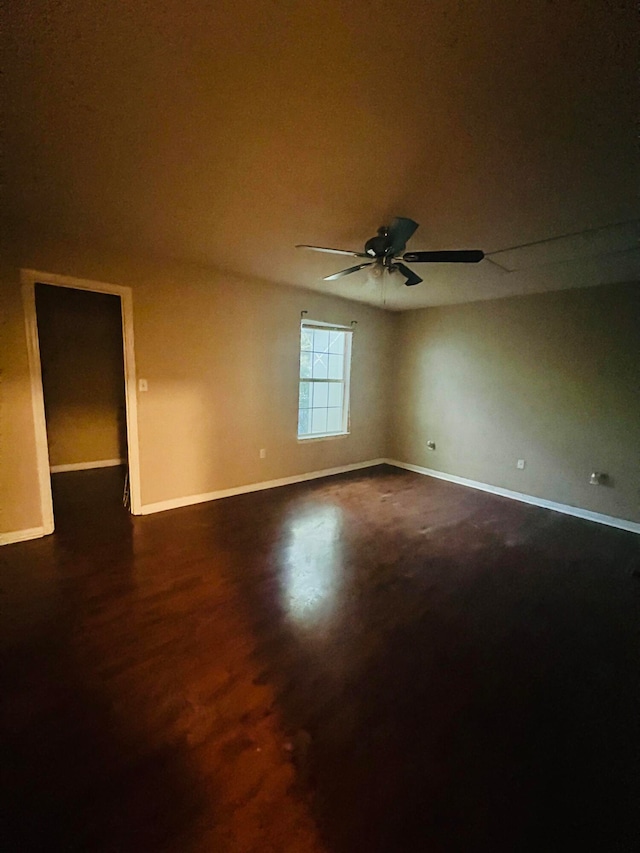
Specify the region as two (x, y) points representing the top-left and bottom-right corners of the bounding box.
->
(138, 378), (148, 392)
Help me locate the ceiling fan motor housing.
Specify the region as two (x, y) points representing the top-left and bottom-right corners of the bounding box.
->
(365, 228), (390, 257)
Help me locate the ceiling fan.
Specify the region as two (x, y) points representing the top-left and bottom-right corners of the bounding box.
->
(296, 217), (484, 286)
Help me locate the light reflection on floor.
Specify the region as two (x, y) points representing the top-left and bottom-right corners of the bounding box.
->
(281, 504), (344, 625)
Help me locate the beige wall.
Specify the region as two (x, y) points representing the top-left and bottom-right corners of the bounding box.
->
(0, 258), (43, 534)
(0, 239), (397, 535)
(35, 285), (127, 468)
(391, 282), (640, 524)
(130, 261), (395, 507)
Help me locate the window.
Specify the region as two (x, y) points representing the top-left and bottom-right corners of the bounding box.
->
(298, 321), (353, 439)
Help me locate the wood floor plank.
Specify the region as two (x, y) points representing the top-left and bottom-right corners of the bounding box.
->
(1, 465), (639, 851)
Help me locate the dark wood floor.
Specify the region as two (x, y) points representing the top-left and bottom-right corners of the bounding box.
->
(1, 465), (639, 852)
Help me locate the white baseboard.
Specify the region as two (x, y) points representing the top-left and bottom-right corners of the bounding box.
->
(140, 458), (386, 515)
(385, 459), (640, 535)
(6, 459), (636, 542)
(50, 458), (125, 473)
(0, 526), (47, 546)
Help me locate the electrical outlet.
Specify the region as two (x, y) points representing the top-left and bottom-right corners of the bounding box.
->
(259, 448), (266, 459)
(517, 459), (526, 469)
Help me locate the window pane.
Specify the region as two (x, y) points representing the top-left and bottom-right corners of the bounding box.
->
(328, 382), (342, 407)
(329, 332), (345, 354)
(312, 352), (328, 378)
(311, 408), (327, 434)
(300, 351), (312, 378)
(326, 407), (343, 433)
(298, 323), (351, 439)
(328, 353), (343, 380)
(299, 381), (311, 409)
(298, 408), (310, 435)
(313, 329), (330, 353)
(312, 382), (329, 408)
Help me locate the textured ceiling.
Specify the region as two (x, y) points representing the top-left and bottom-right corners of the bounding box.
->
(3, 0), (639, 309)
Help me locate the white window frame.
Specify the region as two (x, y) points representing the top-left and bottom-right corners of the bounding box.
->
(297, 319), (353, 441)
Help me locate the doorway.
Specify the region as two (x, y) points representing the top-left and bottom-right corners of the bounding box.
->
(22, 270), (142, 534)
(37, 283), (129, 525)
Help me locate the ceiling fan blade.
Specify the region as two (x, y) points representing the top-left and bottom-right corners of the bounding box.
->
(394, 262), (423, 286)
(296, 244), (369, 258)
(402, 250), (485, 264)
(323, 262), (374, 281)
(387, 218), (419, 255)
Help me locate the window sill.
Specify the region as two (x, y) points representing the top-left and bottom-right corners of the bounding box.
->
(297, 431), (350, 442)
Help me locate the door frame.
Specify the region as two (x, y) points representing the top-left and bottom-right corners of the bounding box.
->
(21, 268), (142, 528)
